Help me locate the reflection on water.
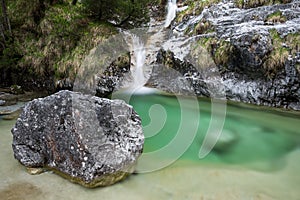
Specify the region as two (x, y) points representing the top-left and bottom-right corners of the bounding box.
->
(1, 93), (300, 199)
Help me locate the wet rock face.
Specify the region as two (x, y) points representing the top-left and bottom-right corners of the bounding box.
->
(229, 30), (272, 76)
(11, 90), (144, 187)
(152, 48), (300, 109)
(166, 0), (300, 110)
(148, 50), (211, 96)
(95, 54), (131, 98)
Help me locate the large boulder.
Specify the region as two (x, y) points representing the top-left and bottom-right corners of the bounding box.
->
(11, 90), (144, 188)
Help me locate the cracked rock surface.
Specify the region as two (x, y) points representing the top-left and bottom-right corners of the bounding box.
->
(11, 90), (144, 187)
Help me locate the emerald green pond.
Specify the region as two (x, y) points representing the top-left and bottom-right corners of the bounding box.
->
(1, 92), (300, 199)
(114, 92), (300, 172)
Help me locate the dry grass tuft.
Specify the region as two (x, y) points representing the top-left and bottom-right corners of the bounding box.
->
(234, 0), (292, 9)
(176, 0), (222, 23)
(266, 11), (287, 24)
(262, 29), (299, 78)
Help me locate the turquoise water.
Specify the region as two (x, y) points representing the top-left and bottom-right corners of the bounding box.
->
(114, 92), (300, 171)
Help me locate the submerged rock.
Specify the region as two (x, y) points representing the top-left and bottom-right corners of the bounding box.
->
(0, 99), (5, 106)
(214, 129), (239, 152)
(11, 90), (144, 188)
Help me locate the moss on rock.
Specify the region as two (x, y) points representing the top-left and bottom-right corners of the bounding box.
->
(234, 0), (292, 9)
(176, 0), (222, 23)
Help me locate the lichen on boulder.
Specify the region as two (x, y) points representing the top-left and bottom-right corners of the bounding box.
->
(11, 90), (144, 188)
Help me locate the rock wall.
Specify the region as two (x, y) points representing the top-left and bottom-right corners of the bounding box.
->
(160, 0), (300, 110)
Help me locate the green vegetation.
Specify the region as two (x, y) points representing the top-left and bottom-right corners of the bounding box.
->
(175, 0), (297, 79)
(5, 0), (117, 87)
(263, 29), (299, 78)
(195, 29), (299, 78)
(234, 0), (292, 9)
(265, 10), (287, 23)
(81, 0), (152, 27)
(213, 40), (235, 67)
(0, 0), (153, 90)
(176, 0), (221, 23)
(285, 33), (300, 57)
(175, 0), (219, 36)
(192, 18), (214, 35)
(196, 37), (235, 68)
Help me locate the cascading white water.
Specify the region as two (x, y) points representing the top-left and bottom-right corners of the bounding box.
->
(116, 32), (160, 95)
(121, 0), (179, 92)
(131, 35), (146, 88)
(164, 0), (177, 28)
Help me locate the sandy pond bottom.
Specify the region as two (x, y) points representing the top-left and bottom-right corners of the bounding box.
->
(1, 119), (300, 199)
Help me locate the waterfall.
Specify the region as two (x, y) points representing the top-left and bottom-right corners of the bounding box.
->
(131, 35), (146, 88)
(164, 0), (177, 28)
(122, 31), (147, 89)
(116, 31), (161, 95)
(120, 0), (179, 92)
